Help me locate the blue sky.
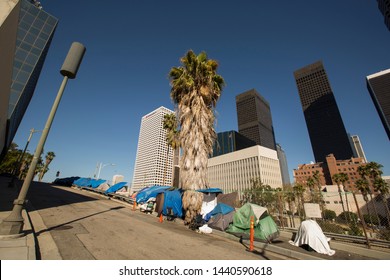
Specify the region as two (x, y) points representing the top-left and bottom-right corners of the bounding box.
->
(13, 0), (390, 184)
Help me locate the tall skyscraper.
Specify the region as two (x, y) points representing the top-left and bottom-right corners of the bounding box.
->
(377, 0), (390, 31)
(294, 61), (353, 163)
(349, 134), (367, 163)
(211, 130), (255, 158)
(236, 89), (276, 150)
(276, 143), (290, 185)
(132, 106), (175, 192)
(0, 0), (20, 158)
(5, 0), (58, 151)
(366, 68), (390, 140)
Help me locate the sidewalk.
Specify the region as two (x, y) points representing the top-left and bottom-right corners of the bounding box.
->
(1, 175), (389, 260)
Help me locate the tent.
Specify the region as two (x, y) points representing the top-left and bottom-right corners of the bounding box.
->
(136, 185), (170, 203)
(207, 203), (235, 231)
(226, 203), (279, 242)
(289, 219), (335, 256)
(105, 182), (128, 194)
(73, 177), (92, 188)
(90, 179), (106, 188)
(198, 188), (223, 219)
(162, 189), (183, 218)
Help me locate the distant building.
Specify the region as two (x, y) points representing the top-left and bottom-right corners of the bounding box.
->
(0, 0), (20, 158)
(377, 0), (390, 31)
(112, 174), (124, 185)
(211, 130), (256, 158)
(349, 134), (367, 163)
(2, 0), (58, 157)
(236, 89), (276, 150)
(293, 154), (369, 192)
(207, 145), (283, 198)
(366, 68), (390, 140)
(276, 143), (290, 185)
(131, 106), (174, 192)
(294, 61), (354, 162)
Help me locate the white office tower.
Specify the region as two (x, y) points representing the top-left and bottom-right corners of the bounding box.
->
(207, 145), (283, 199)
(349, 134), (367, 163)
(112, 174), (124, 185)
(131, 106), (174, 192)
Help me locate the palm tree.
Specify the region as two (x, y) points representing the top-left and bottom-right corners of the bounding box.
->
(312, 170), (324, 211)
(293, 183), (306, 221)
(373, 178), (390, 227)
(38, 151), (55, 182)
(162, 113), (180, 186)
(306, 177), (315, 202)
(332, 173), (347, 221)
(358, 163), (381, 226)
(283, 184), (296, 227)
(355, 178), (374, 226)
(169, 50), (225, 224)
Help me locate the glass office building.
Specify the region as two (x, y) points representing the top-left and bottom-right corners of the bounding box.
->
(211, 130), (256, 158)
(6, 0), (58, 147)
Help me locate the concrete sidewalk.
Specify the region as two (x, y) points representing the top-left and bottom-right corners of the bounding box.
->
(1, 175), (389, 260)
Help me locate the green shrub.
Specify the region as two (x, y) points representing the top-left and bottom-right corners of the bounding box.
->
(363, 214), (382, 226)
(323, 209), (337, 220)
(348, 223), (363, 236)
(377, 229), (390, 241)
(317, 220), (345, 234)
(337, 211), (358, 223)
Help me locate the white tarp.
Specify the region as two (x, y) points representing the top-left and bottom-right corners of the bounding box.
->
(289, 219), (336, 256)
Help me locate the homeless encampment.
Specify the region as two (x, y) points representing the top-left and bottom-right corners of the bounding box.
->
(136, 185), (170, 204)
(207, 203), (235, 231)
(226, 202), (279, 242)
(105, 181), (128, 194)
(289, 219), (335, 256)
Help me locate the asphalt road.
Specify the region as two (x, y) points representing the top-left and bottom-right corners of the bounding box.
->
(24, 183), (289, 260)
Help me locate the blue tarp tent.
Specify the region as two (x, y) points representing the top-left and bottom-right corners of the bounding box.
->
(90, 179), (106, 188)
(210, 203), (235, 216)
(197, 188), (223, 194)
(162, 189), (183, 218)
(105, 182), (128, 194)
(136, 185), (170, 203)
(73, 178), (92, 187)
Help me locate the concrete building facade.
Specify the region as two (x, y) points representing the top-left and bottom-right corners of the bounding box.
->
(276, 143), (291, 185)
(294, 61), (354, 163)
(207, 145), (283, 198)
(293, 154), (369, 191)
(349, 134), (367, 163)
(131, 106), (175, 192)
(236, 89), (276, 150)
(366, 68), (390, 140)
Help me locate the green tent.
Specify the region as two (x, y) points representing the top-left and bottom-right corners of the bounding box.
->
(226, 203), (279, 242)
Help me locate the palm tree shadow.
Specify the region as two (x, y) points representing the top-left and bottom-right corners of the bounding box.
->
(34, 206), (125, 236)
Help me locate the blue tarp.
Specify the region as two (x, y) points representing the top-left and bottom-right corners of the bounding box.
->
(197, 188), (223, 194)
(105, 182), (128, 194)
(73, 178), (92, 187)
(136, 185), (170, 203)
(210, 203), (235, 216)
(90, 179), (106, 188)
(162, 189), (183, 218)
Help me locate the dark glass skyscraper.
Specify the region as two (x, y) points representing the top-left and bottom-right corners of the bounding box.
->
(236, 89), (276, 150)
(6, 0), (58, 148)
(294, 61), (353, 163)
(366, 69), (390, 140)
(211, 130), (256, 158)
(377, 0), (390, 31)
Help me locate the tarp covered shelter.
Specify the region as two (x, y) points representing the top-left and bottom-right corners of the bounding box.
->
(207, 202), (235, 231)
(162, 189), (183, 218)
(90, 179), (106, 188)
(198, 188), (223, 219)
(136, 185), (170, 203)
(289, 219), (335, 256)
(105, 182), (127, 194)
(226, 203), (279, 242)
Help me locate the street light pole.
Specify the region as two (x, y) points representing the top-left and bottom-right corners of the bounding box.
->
(97, 162), (115, 179)
(0, 42), (86, 236)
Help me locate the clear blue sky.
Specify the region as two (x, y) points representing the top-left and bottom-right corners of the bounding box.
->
(13, 0), (390, 184)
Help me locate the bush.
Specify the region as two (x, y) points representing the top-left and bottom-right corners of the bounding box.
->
(323, 209), (337, 220)
(348, 223), (363, 237)
(363, 214), (382, 226)
(377, 229), (390, 241)
(337, 211), (358, 223)
(317, 220), (345, 234)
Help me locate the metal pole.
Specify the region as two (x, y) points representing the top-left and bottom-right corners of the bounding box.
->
(0, 76), (69, 235)
(97, 162), (103, 179)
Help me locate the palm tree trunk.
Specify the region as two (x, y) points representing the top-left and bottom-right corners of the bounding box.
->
(337, 186), (347, 222)
(369, 193), (381, 228)
(182, 190), (203, 225)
